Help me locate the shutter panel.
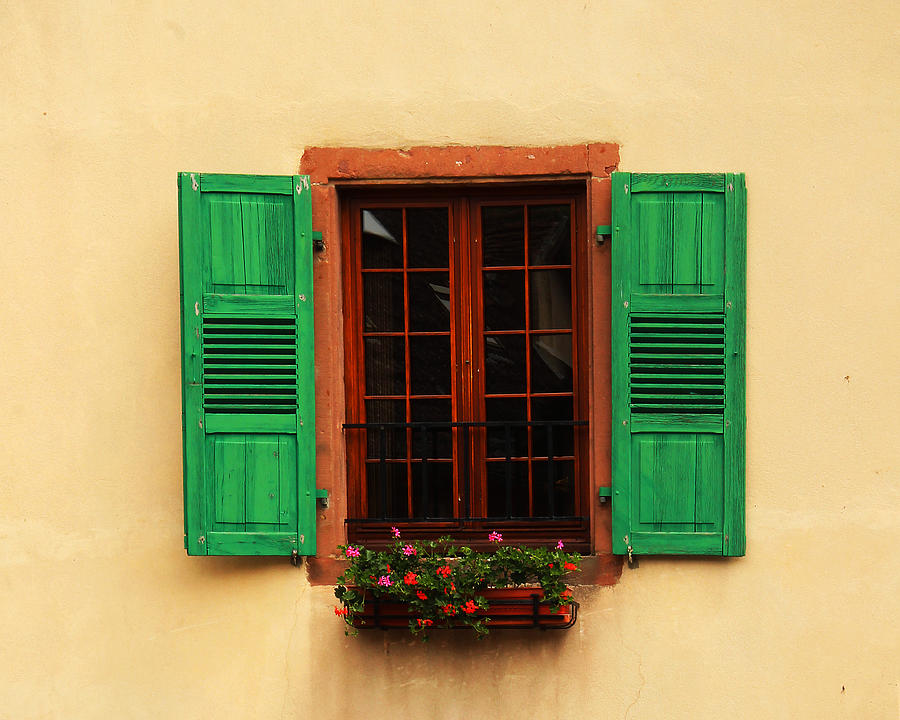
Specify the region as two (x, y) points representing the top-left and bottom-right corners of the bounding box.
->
(179, 173), (316, 556)
(611, 172), (746, 556)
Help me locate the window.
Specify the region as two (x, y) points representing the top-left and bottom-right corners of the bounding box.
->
(342, 185), (591, 549)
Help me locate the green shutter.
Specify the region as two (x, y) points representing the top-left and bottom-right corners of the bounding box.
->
(179, 173), (316, 556)
(611, 172), (746, 556)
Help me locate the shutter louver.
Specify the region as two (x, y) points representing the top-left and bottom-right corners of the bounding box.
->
(179, 173), (316, 556)
(611, 172), (746, 557)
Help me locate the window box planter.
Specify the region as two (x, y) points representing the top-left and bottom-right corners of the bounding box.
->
(349, 586), (578, 631)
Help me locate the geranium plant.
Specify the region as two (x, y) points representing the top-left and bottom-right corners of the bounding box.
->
(334, 529), (580, 638)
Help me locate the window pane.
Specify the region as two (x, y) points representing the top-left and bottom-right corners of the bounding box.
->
(409, 335), (451, 395)
(484, 334), (526, 394)
(485, 397), (528, 459)
(532, 460), (575, 517)
(365, 336), (405, 395)
(412, 462), (453, 519)
(407, 207), (449, 268)
(364, 399), (407, 458)
(486, 461), (529, 518)
(409, 272), (451, 332)
(483, 270), (525, 331)
(363, 273), (404, 332)
(366, 462), (409, 519)
(530, 334), (572, 393)
(529, 269), (572, 330)
(411, 398), (452, 459)
(482, 205), (524, 267)
(362, 209), (403, 268)
(531, 396), (574, 458)
(528, 204), (571, 266)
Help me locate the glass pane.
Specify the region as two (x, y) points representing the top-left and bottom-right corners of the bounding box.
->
(530, 334), (572, 393)
(531, 396), (574, 458)
(366, 462), (409, 519)
(362, 209), (403, 268)
(364, 336), (405, 395)
(408, 272), (451, 332)
(412, 462), (453, 519)
(483, 270), (525, 331)
(532, 460), (575, 517)
(484, 334), (526, 394)
(485, 397), (528, 459)
(486, 461), (529, 518)
(482, 205), (524, 267)
(528, 204), (571, 266)
(411, 398), (452, 459)
(529, 269), (572, 330)
(407, 207), (449, 268)
(364, 399), (407, 458)
(409, 335), (451, 395)
(363, 273), (404, 332)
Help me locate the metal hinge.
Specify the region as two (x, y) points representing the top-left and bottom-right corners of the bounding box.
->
(595, 225), (612, 245)
(312, 231), (325, 252)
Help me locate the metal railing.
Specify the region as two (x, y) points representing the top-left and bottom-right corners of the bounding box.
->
(343, 419), (588, 524)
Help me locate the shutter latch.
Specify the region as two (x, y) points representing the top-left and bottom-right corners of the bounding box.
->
(595, 225), (612, 245)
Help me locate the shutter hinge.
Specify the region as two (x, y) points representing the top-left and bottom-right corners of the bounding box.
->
(312, 231), (325, 252)
(595, 225), (612, 245)
(316, 488), (329, 507)
(291, 549), (300, 566)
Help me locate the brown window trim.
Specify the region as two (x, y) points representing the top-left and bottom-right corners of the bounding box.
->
(342, 184), (590, 551)
(301, 145), (622, 586)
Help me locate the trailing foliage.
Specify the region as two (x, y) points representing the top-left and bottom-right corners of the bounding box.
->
(334, 530), (580, 638)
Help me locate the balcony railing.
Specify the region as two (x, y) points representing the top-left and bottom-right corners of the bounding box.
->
(343, 419), (588, 524)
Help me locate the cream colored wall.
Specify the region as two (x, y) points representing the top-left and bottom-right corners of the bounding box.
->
(2, 1), (898, 718)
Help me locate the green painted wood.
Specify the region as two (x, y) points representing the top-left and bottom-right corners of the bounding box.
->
(629, 294), (724, 313)
(631, 173), (725, 193)
(611, 171), (746, 557)
(610, 172), (631, 555)
(293, 175), (316, 556)
(724, 174), (747, 556)
(206, 532), (298, 555)
(179, 173), (206, 555)
(203, 294), (295, 315)
(178, 172), (316, 556)
(201, 174), (294, 195)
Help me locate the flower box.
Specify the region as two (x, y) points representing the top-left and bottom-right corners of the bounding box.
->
(349, 587), (578, 631)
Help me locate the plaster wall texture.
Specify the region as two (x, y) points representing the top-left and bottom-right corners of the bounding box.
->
(1, 1), (898, 718)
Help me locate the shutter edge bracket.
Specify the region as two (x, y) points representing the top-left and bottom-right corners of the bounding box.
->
(312, 230), (325, 252)
(595, 225), (612, 245)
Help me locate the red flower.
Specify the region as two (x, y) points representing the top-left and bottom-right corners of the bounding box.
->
(416, 590), (427, 600)
(442, 603), (457, 616)
(436, 565), (452, 578)
(564, 562), (577, 571)
(561, 589), (572, 601)
(461, 600), (479, 614)
(548, 563), (554, 568)
(403, 572), (418, 585)
(417, 618), (434, 627)
(334, 606), (348, 616)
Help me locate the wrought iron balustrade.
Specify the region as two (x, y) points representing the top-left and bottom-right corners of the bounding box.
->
(343, 419), (588, 524)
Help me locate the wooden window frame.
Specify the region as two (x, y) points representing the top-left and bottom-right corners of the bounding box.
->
(341, 184), (590, 550)
(301, 145), (621, 581)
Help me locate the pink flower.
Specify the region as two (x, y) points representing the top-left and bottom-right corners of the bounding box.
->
(488, 531), (503, 543)
(345, 546), (361, 558)
(402, 544), (417, 556)
(377, 575), (393, 587)
(556, 540), (565, 550)
(391, 526), (401, 538)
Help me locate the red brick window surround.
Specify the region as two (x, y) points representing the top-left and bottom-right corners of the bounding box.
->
(301, 145), (621, 584)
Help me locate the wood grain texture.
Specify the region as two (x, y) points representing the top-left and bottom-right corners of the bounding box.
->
(178, 172), (316, 556)
(610, 171), (745, 556)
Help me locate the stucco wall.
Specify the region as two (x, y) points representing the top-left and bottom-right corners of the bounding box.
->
(2, 2), (898, 718)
